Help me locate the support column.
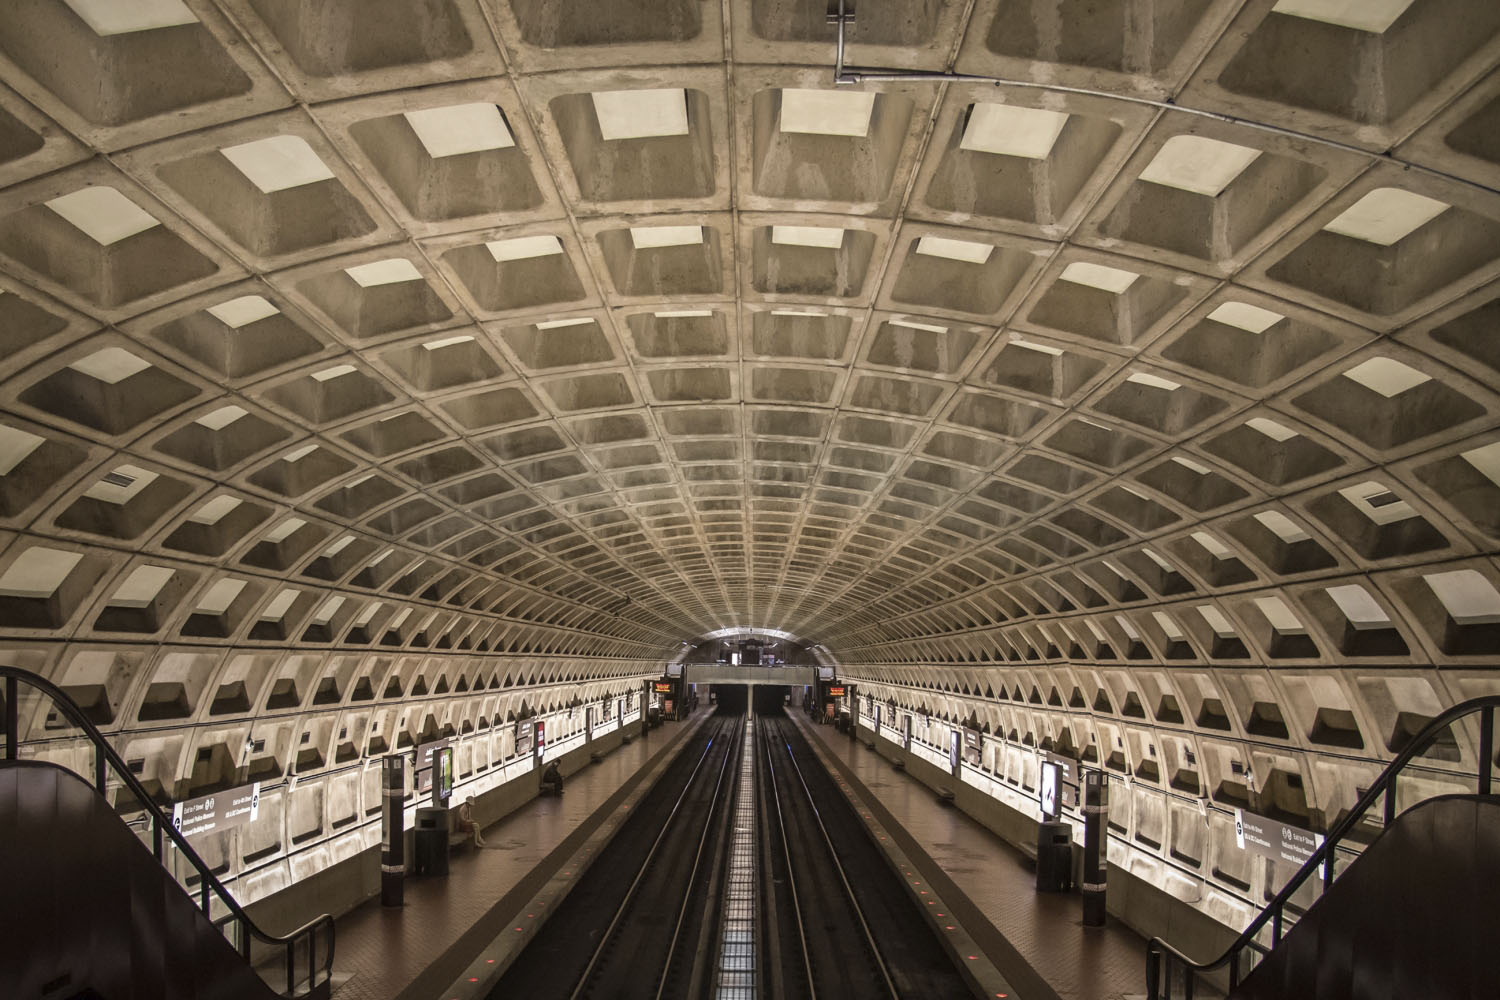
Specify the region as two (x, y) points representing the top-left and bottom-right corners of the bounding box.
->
(1082, 769), (1109, 926)
(381, 754), (405, 907)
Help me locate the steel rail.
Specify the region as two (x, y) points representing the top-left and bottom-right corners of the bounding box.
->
(761, 717), (819, 999)
(564, 716), (738, 1000)
(772, 716), (901, 1000)
(656, 717), (743, 1000)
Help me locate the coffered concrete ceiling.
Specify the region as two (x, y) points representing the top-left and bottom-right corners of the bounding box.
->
(0, 0), (1497, 683)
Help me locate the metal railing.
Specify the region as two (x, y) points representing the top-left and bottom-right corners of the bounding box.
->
(1, 666), (335, 998)
(1145, 695), (1499, 999)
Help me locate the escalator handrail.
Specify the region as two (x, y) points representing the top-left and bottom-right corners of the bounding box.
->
(1145, 694), (1498, 994)
(0, 665), (335, 996)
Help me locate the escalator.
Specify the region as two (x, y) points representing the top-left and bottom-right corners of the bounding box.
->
(1233, 794), (1500, 1000)
(2, 761), (287, 1000)
(1, 668), (332, 1000)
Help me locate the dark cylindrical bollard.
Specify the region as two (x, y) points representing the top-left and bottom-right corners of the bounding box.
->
(381, 754), (405, 907)
(1082, 769), (1109, 926)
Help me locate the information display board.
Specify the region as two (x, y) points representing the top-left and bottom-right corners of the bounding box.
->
(515, 721), (534, 757)
(1039, 761), (1061, 819)
(415, 737), (451, 799)
(171, 782), (262, 839)
(962, 728), (981, 767)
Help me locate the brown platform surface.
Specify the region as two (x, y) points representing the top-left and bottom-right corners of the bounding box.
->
(798, 713), (1150, 1000)
(327, 710), (708, 1000)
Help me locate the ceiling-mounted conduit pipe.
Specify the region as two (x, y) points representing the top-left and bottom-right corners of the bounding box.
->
(826, 0), (1499, 198)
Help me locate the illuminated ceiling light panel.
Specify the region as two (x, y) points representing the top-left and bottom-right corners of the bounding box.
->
(422, 334), (474, 351)
(1152, 611), (1186, 640)
(1255, 510), (1311, 543)
(323, 535), (355, 556)
(187, 495), (241, 525)
(404, 103), (514, 158)
(1126, 372), (1182, 391)
(1171, 455), (1213, 475)
(779, 89), (876, 137)
(46, 186), (160, 245)
(109, 565), (175, 608)
(1342, 357), (1430, 397)
(1324, 188), (1449, 246)
(0, 425), (45, 476)
(630, 225), (702, 249)
(1191, 531), (1234, 559)
(1339, 481), (1417, 524)
(70, 347), (151, 384)
(1245, 416), (1299, 441)
(1010, 337), (1063, 356)
(262, 518), (305, 544)
(282, 444), (319, 462)
(535, 317), (595, 330)
(487, 234), (563, 261)
(889, 318), (948, 333)
(1208, 301), (1283, 333)
(771, 225), (846, 249)
(1272, 0), (1416, 34)
(312, 595), (344, 625)
(1060, 261), (1138, 293)
(915, 236), (993, 264)
(1254, 596), (1306, 633)
(344, 258), (422, 287)
(655, 310), (713, 318)
(83, 464), (157, 504)
(220, 135), (335, 194)
(1462, 441), (1500, 487)
(63, 0), (197, 36)
(1197, 605), (1237, 636)
(592, 89), (690, 140)
(1142, 548), (1174, 571)
(195, 578), (245, 615)
(195, 405), (247, 430)
(0, 547), (84, 599)
(1423, 569), (1500, 624)
(1138, 135), (1261, 197)
(260, 588), (300, 620)
(311, 364), (357, 382)
(770, 308), (826, 317)
(208, 295), (279, 328)
(354, 601), (382, 627)
(960, 103), (1068, 159)
(1326, 584), (1391, 626)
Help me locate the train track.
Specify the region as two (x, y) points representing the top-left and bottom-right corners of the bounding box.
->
(493, 714), (742, 1000)
(758, 715), (976, 1000)
(495, 710), (974, 999)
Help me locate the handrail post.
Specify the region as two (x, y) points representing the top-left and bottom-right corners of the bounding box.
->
(1384, 773), (1397, 825)
(154, 819), (163, 864)
(1480, 707), (1494, 796)
(1272, 906), (1283, 946)
(5, 675), (16, 761)
(287, 941), (295, 995)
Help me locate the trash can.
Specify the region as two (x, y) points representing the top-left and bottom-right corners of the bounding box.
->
(414, 807), (449, 877)
(1035, 821), (1073, 893)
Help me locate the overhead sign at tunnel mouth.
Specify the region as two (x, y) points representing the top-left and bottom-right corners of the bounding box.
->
(171, 782), (261, 839)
